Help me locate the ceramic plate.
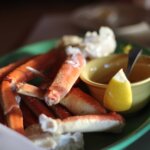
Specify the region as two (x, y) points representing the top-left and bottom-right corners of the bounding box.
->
(0, 39), (150, 150)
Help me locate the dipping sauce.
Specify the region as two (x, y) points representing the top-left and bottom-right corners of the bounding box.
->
(89, 55), (150, 84)
(80, 54), (150, 113)
(91, 63), (150, 84)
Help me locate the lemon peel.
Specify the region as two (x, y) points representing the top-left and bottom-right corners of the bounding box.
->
(104, 69), (132, 112)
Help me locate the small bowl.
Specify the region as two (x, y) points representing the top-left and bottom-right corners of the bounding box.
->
(80, 54), (150, 113)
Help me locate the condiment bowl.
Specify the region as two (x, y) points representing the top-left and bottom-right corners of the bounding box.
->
(80, 54), (150, 113)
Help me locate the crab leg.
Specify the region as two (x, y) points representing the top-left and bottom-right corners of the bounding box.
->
(21, 94), (71, 119)
(16, 50), (67, 99)
(16, 82), (106, 115)
(45, 49), (86, 106)
(22, 96), (55, 118)
(51, 104), (72, 119)
(1, 82), (25, 134)
(16, 83), (106, 115)
(16, 83), (45, 100)
(18, 83), (72, 119)
(60, 88), (106, 115)
(20, 101), (38, 128)
(6, 50), (61, 83)
(19, 82), (72, 119)
(39, 112), (125, 134)
(0, 58), (30, 82)
(0, 50), (62, 133)
(16, 60), (65, 99)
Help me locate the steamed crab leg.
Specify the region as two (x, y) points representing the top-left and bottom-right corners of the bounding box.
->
(22, 95), (72, 119)
(0, 50), (62, 134)
(45, 49), (86, 106)
(16, 84), (106, 115)
(0, 58), (30, 82)
(18, 83), (72, 119)
(16, 52), (67, 99)
(22, 96), (55, 118)
(16, 82), (45, 100)
(16, 58), (65, 99)
(51, 104), (72, 119)
(60, 88), (106, 115)
(21, 101), (38, 128)
(19, 83), (72, 119)
(39, 113), (124, 134)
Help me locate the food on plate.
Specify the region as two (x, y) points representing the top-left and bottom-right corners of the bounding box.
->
(17, 83), (107, 115)
(22, 96), (55, 118)
(60, 26), (116, 58)
(60, 87), (107, 115)
(80, 27), (116, 58)
(0, 58), (30, 82)
(0, 26), (131, 149)
(44, 47), (86, 106)
(26, 124), (84, 150)
(104, 69), (132, 111)
(51, 104), (72, 119)
(0, 50), (62, 134)
(39, 113), (124, 134)
(59, 35), (82, 47)
(24, 112), (124, 150)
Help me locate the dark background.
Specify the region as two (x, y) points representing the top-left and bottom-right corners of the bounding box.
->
(0, 0), (135, 56)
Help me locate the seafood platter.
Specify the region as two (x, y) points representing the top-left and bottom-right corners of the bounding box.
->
(0, 27), (149, 150)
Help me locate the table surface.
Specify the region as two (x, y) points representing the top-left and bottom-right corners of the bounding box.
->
(0, 2), (149, 150)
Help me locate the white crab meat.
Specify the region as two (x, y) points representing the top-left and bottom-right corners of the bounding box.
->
(26, 124), (84, 150)
(81, 26), (116, 58)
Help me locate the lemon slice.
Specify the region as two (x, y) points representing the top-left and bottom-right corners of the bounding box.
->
(104, 69), (132, 112)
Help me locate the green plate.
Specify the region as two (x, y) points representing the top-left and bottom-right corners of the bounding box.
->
(0, 39), (150, 150)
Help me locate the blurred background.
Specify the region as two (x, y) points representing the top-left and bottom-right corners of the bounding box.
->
(0, 0), (150, 149)
(0, 0), (150, 56)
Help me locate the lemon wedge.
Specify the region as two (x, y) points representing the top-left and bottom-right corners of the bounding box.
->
(104, 69), (132, 112)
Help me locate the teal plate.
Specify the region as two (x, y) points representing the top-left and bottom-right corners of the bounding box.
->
(0, 39), (150, 150)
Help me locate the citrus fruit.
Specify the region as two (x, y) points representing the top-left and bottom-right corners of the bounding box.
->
(104, 69), (132, 112)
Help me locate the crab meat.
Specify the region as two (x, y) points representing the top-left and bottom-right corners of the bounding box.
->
(25, 124), (84, 150)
